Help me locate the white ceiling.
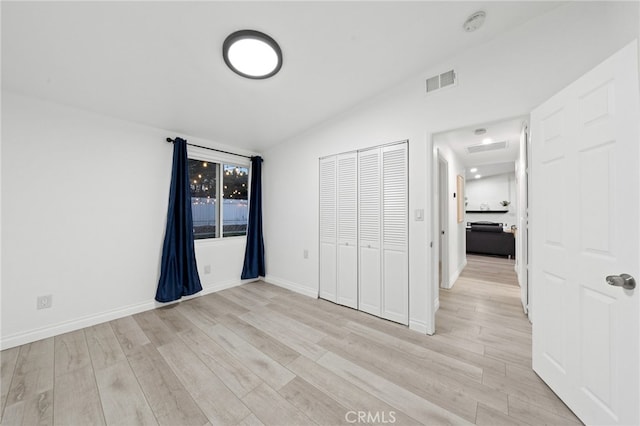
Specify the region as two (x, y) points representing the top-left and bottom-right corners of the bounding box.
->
(434, 115), (526, 179)
(2, 2), (563, 152)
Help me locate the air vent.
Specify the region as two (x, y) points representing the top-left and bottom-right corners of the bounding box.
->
(440, 70), (456, 87)
(426, 76), (439, 92)
(467, 141), (508, 154)
(425, 69), (457, 93)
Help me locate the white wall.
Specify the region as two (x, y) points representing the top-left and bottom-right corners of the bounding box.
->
(1, 93), (256, 349)
(263, 2), (639, 334)
(466, 172), (518, 228)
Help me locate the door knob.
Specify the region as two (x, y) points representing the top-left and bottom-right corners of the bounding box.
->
(606, 274), (636, 290)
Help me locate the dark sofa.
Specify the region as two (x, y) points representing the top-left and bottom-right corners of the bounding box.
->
(466, 221), (515, 258)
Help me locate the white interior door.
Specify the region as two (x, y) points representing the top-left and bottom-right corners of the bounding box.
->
(337, 152), (358, 309)
(358, 147), (382, 316)
(530, 41), (639, 425)
(381, 142), (409, 325)
(438, 155), (449, 289)
(319, 156), (337, 302)
(516, 124), (529, 315)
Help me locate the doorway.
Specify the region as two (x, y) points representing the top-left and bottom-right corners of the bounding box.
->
(431, 115), (529, 328)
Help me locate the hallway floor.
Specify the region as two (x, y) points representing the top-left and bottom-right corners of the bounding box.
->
(436, 254), (582, 424)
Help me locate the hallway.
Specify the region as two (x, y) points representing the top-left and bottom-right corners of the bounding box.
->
(436, 255), (581, 424)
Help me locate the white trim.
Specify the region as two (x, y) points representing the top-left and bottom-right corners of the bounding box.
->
(200, 278), (251, 296)
(0, 279), (246, 350)
(264, 275), (318, 298)
(194, 235), (247, 247)
(434, 297), (440, 312)
(409, 318), (430, 335)
(447, 257), (467, 289)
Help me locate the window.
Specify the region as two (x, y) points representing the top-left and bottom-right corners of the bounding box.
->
(222, 164), (249, 237)
(189, 158), (249, 239)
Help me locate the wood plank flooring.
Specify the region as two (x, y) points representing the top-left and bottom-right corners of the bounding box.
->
(1, 256), (581, 425)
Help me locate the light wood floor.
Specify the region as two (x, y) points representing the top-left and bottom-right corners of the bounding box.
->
(1, 256), (581, 425)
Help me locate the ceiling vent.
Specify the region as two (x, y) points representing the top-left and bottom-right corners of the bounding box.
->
(426, 70), (456, 93)
(467, 140), (508, 154)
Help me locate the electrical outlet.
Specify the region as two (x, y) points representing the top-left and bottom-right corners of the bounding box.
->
(204, 264), (211, 274)
(37, 295), (52, 310)
(303, 249), (309, 259)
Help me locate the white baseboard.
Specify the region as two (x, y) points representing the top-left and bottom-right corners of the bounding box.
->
(409, 318), (428, 334)
(201, 278), (251, 296)
(447, 258), (468, 289)
(0, 279), (245, 350)
(263, 275), (318, 299)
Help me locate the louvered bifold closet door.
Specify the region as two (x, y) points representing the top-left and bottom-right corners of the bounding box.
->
(358, 148), (382, 316)
(319, 156), (337, 302)
(381, 143), (408, 324)
(336, 152), (358, 308)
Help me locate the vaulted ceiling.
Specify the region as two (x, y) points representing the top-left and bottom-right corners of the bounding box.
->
(2, 1), (563, 152)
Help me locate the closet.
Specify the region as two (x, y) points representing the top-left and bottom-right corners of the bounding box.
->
(319, 141), (408, 325)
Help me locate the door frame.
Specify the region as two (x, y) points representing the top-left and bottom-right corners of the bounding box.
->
(428, 116), (532, 334)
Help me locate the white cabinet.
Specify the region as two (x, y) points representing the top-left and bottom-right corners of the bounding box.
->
(320, 142), (408, 325)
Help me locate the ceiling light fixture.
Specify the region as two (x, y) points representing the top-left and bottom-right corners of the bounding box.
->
(463, 11), (486, 33)
(482, 138), (493, 145)
(473, 128), (487, 135)
(470, 168), (478, 173)
(223, 30), (283, 79)
(475, 174), (482, 179)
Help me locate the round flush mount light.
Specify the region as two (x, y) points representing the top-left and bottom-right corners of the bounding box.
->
(463, 11), (486, 33)
(223, 30), (283, 79)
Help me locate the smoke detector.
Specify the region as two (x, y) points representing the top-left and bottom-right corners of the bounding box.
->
(463, 11), (486, 32)
(474, 128), (487, 135)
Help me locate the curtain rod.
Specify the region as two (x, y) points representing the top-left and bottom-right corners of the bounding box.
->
(166, 137), (252, 159)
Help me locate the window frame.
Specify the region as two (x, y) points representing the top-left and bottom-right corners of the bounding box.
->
(188, 145), (251, 243)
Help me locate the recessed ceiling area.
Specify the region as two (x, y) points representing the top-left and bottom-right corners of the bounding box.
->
(434, 116), (526, 179)
(1, 2), (564, 152)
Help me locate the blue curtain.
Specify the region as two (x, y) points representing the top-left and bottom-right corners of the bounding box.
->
(241, 156), (265, 279)
(155, 137), (202, 302)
